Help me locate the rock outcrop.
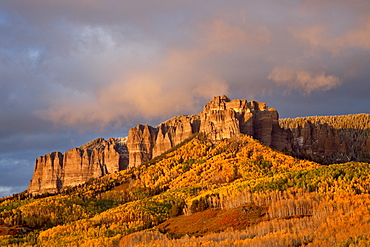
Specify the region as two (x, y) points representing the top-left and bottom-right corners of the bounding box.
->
(279, 114), (370, 164)
(28, 138), (128, 195)
(28, 96), (369, 195)
(288, 122), (346, 163)
(127, 96), (292, 167)
(127, 96), (367, 167)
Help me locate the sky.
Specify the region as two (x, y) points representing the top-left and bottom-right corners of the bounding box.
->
(1, 0), (370, 197)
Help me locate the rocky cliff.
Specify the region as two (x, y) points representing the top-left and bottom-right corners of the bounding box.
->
(127, 96), (292, 167)
(28, 138), (128, 195)
(28, 96), (369, 194)
(288, 121), (346, 163)
(127, 96), (369, 167)
(280, 114), (370, 164)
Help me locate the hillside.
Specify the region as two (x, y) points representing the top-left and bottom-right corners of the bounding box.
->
(1, 134), (370, 246)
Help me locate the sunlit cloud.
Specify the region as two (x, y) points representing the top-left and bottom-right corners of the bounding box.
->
(1, 1), (370, 196)
(268, 67), (342, 94)
(29, 1), (369, 129)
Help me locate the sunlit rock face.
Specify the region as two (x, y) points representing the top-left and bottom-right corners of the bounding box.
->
(28, 138), (128, 195)
(127, 96), (292, 168)
(28, 95), (367, 194)
(126, 96), (360, 167)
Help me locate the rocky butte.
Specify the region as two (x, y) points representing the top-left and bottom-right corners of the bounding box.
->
(28, 138), (128, 195)
(28, 96), (369, 195)
(127, 95), (291, 168)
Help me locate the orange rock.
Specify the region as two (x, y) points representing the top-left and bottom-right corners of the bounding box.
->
(126, 96), (291, 168)
(28, 138), (128, 195)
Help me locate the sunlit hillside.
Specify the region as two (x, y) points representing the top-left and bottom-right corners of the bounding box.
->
(1, 133), (370, 246)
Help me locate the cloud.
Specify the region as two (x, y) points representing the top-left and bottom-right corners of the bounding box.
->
(295, 20), (370, 55)
(32, 8), (274, 129)
(268, 67), (342, 94)
(290, 1), (370, 55)
(1, 1), (369, 131)
(199, 19), (271, 53)
(25, 1), (369, 130)
(1, 0), (370, 197)
(0, 186), (27, 198)
(36, 57), (231, 128)
(0, 155), (35, 192)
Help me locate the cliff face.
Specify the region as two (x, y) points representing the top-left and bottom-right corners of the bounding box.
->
(28, 96), (369, 194)
(127, 96), (366, 167)
(127, 96), (292, 167)
(288, 122), (346, 163)
(280, 114), (370, 164)
(28, 138), (128, 195)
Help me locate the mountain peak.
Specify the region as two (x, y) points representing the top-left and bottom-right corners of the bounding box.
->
(127, 96), (288, 168)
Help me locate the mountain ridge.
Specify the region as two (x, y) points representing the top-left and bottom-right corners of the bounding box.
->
(27, 96), (370, 195)
(2, 132), (370, 246)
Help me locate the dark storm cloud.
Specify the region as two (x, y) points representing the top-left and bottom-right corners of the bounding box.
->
(0, 1), (369, 196)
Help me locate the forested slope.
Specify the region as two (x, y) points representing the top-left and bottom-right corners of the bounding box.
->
(1, 134), (370, 246)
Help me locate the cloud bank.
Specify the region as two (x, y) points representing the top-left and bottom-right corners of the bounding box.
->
(1, 1), (370, 196)
(268, 67), (341, 94)
(2, 1), (370, 130)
